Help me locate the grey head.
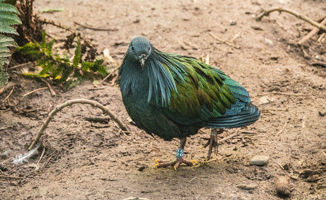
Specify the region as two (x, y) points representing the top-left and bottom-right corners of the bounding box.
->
(127, 37), (153, 69)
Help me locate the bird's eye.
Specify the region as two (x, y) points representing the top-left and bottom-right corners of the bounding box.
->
(148, 47), (151, 51)
(131, 46), (134, 51)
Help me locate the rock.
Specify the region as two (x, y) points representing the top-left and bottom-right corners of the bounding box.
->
(250, 155), (269, 166)
(276, 176), (290, 197)
(237, 183), (258, 190)
(259, 96), (274, 105)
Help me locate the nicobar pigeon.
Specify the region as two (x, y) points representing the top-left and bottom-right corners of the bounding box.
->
(119, 37), (260, 170)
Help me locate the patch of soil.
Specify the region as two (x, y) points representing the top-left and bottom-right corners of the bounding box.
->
(1, 0), (326, 199)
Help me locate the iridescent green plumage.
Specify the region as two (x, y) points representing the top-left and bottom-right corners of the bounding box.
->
(119, 37), (259, 141)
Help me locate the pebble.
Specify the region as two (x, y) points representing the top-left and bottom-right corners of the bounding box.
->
(229, 20), (237, 26)
(237, 183), (258, 190)
(290, 174), (299, 180)
(263, 38), (274, 47)
(276, 176), (290, 196)
(250, 155), (269, 166)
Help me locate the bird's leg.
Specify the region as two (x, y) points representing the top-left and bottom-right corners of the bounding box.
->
(202, 129), (223, 160)
(154, 138), (197, 170)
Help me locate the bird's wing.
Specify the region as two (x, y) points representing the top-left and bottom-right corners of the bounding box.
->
(151, 50), (251, 125)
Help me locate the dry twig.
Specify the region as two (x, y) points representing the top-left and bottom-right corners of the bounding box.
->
(40, 18), (95, 48)
(276, 120), (288, 136)
(0, 82), (15, 95)
(8, 62), (34, 71)
(299, 17), (326, 44)
(100, 66), (120, 84)
(262, 92), (309, 96)
(2, 86), (14, 102)
(218, 130), (240, 144)
(0, 175), (22, 179)
(209, 32), (240, 49)
(85, 116), (110, 123)
(317, 33), (325, 42)
(229, 32), (241, 43)
(23, 87), (47, 97)
(278, 163), (285, 171)
(41, 79), (56, 96)
(311, 62), (326, 68)
(256, 7), (326, 33)
(74, 21), (119, 32)
(29, 99), (130, 150)
(37, 147), (46, 166)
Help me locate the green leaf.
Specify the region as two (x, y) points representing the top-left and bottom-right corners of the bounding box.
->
(81, 61), (93, 71)
(0, 46), (10, 53)
(0, 25), (18, 35)
(0, 40), (17, 47)
(46, 38), (55, 56)
(0, 51), (10, 58)
(0, 57), (9, 65)
(0, 70), (8, 86)
(0, 11), (21, 25)
(16, 42), (41, 59)
(39, 8), (64, 13)
(72, 37), (81, 67)
(59, 66), (74, 82)
(97, 65), (109, 76)
(51, 64), (64, 78)
(0, 3), (19, 14)
(40, 31), (46, 50)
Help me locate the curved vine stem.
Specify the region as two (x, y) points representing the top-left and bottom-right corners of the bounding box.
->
(256, 7), (326, 33)
(29, 99), (130, 150)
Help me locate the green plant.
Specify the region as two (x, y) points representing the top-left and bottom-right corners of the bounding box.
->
(0, 0), (22, 86)
(17, 32), (108, 89)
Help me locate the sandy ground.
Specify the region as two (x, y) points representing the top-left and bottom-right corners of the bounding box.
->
(1, 0), (326, 199)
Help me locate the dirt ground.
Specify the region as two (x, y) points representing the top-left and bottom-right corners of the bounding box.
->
(1, 0), (326, 199)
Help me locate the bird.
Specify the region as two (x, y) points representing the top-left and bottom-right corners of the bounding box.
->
(119, 37), (260, 170)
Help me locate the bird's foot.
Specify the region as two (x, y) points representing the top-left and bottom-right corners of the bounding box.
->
(153, 158), (197, 170)
(201, 129), (223, 160)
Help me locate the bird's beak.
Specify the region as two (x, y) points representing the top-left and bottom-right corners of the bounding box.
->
(140, 57), (145, 68)
(139, 55), (146, 69)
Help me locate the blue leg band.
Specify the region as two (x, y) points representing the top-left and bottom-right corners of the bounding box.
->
(176, 148), (184, 158)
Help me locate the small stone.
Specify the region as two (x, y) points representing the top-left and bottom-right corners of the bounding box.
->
(290, 175), (299, 180)
(250, 155), (269, 166)
(237, 183), (258, 190)
(138, 166), (146, 172)
(259, 96), (274, 105)
(229, 20), (237, 26)
(276, 176), (290, 197)
(264, 38), (273, 47)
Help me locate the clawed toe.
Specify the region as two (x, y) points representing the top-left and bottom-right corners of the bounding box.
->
(153, 158), (197, 170)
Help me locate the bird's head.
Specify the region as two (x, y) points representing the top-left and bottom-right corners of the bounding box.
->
(127, 37), (152, 69)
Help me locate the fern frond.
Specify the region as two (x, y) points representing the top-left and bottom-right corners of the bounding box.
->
(0, 1), (21, 86)
(0, 45), (10, 52)
(73, 37), (81, 67)
(0, 52), (10, 58)
(0, 3), (19, 14)
(0, 57), (8, 65)
(0, 11), (21, 25)
(0, 34), (18, 46)
(46, 38), (55, 56)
